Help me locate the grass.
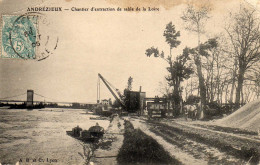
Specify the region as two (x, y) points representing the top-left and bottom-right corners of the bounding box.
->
(117, 120), (181, 165)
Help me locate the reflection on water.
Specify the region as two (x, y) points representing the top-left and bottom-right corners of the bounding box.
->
(0, 108), (110, 165)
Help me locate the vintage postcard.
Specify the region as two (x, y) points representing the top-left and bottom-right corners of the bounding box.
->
(0, 0), (260, 165)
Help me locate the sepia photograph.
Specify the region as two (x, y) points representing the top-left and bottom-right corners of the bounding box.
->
(0, 0), (260, 164)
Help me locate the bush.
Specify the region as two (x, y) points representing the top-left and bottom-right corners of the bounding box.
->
(240, 147), (259, 164)
(117, 121), (181, 165)
(185, 95), (200, 105)
(124, 120), (134, 131)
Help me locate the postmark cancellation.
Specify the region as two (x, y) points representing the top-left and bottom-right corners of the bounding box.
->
(1, 14), (38, 59)
(1, 13), (58, 61)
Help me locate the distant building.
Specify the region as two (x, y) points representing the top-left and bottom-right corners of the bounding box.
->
(101, 99), (109, 105)
(72, 102), (80, 108)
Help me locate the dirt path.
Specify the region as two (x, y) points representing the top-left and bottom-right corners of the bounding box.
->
(94, 116), (124, 165)
(128, 118), (208, 165)
(129, 118), (253, 165)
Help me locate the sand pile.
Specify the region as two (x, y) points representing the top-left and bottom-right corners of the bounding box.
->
(217, 99), (260, 132)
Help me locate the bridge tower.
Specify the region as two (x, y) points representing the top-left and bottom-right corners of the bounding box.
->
(26, 90), (34, 108)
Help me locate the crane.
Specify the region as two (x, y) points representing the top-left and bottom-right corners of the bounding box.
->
(97, 73), (126, 109)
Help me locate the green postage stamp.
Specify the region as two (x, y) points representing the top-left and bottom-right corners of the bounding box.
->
(1, 15), (38, 59)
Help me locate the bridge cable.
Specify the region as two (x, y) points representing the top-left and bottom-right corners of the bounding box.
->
(0, 93), (27, 100)
(34, 93), (58, 101)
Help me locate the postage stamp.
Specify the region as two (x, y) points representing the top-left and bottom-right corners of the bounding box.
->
(1, 14), (38, 59)
(1, 12), (58, 61)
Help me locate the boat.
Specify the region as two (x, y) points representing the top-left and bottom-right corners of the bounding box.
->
(89, 116), (108, 120)
(66, 123), (104, 143)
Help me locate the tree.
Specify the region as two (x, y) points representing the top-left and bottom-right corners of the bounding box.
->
(157, 79), (171, 99)
(225, 6), (260, 108)
(200, 36), (230, 105)
(181, 4), (211, 118)
(165, 48), (194, 115)
(126, 76), (133, 91)
(78, 142), (99, 165)
(184, 38), (218, 117)
(145, 22), (193, 116)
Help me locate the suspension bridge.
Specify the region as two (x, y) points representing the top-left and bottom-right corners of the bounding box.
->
(0, 90), (95, 106)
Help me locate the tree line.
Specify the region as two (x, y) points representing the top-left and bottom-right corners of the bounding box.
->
(146, 3), (260, 118)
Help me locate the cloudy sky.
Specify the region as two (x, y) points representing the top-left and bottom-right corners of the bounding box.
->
(0, 0), (258, 103)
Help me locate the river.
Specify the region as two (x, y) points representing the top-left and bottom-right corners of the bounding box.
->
(0, 108), (110, 165)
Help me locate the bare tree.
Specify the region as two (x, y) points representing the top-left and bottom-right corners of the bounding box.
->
(216, 36), (239, 106)
(202, 36), (235, 105)
(78, 142), (99, 165)
(225, 5), (260, 108)
(255, 74), (260, 99)
(157, 79), (172, 98)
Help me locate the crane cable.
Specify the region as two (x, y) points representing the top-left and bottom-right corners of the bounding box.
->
(97, 76), (100, 102)
(103, 77), (122, 97)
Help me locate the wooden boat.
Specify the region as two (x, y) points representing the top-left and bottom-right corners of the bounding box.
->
(66, 124), (104, 143)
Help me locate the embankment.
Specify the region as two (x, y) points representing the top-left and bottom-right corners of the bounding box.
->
(117, 120), (181, 165)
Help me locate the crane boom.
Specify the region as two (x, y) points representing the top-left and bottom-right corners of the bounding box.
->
(98, 73), (126, 108)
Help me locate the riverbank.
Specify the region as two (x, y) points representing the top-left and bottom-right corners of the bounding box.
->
(0, 108), (110, 165)
(2, 108), (258, 164)
(93, 115), (124, 165)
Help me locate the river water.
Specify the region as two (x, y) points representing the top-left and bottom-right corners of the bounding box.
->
(0, 108), (110, 165)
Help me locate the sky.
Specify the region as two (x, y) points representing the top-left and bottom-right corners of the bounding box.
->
(0, 0), (258, 103)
